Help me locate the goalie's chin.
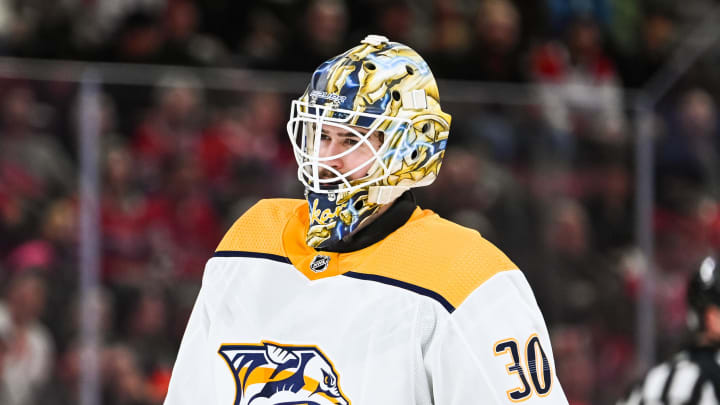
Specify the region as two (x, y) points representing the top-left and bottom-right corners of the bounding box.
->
(316, 180), (344, 189)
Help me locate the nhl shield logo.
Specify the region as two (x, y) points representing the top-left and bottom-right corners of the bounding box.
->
(218, 341), (350, 405)
(310, 255), (330, 273)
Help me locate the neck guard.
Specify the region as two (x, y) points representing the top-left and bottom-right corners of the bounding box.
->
(305, 188), (381, 250)
(322, 190), (416, 253)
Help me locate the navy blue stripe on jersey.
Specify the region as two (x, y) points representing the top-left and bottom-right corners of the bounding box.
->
(213, 251), (292, 264)
(343, 271), (456, 313)
(211, 252), (455, 312)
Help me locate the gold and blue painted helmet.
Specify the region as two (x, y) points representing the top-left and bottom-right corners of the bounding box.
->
(287, 35), (452, 249)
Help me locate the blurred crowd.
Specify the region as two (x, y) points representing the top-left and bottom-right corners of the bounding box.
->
(1, 0), (720, 404)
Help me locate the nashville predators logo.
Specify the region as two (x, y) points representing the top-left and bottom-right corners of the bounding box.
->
(218, 341), (350, 405)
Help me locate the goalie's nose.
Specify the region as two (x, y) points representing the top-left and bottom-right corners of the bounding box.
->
(319, 141), (345, 174)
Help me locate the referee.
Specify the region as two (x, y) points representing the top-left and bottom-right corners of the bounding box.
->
(619, 256), (720, 405)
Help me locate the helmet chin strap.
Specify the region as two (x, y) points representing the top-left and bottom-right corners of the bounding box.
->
(367, 186), (409, 204)
(305, 186), (406, 249)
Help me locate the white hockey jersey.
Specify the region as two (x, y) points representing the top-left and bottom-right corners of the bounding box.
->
(165, 199), (567, 405)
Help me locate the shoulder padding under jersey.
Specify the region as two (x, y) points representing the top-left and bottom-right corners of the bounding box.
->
(350, 212), (518, 311)
(216, 199), (305, 256)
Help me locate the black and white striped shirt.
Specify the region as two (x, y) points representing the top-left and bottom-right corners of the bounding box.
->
(619, 346), (720, 405)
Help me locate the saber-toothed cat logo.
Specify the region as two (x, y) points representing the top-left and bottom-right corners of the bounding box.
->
(218, 341), (350, 405)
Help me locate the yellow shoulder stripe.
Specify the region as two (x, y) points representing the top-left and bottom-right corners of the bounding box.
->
(217, 199), (516, 311)
(351, 211), (517, 310)
(216, 199), (306, 256)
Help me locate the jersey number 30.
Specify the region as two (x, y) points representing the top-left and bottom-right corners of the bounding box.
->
(493, 334), (552, 402)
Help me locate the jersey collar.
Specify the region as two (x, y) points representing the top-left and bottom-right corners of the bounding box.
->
(282, 191), (419, 280)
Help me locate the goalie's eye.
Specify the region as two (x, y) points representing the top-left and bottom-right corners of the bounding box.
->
(343, 137), (359, 147)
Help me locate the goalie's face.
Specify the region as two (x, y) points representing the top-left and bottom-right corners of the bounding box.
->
(318, 124), (383, 181)
(287, 100), (408, 194)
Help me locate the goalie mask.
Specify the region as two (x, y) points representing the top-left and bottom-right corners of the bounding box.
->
(287, 35), (452, 249)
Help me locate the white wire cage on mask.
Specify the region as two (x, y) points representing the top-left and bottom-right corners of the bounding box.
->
(287, 100), (412, 194)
